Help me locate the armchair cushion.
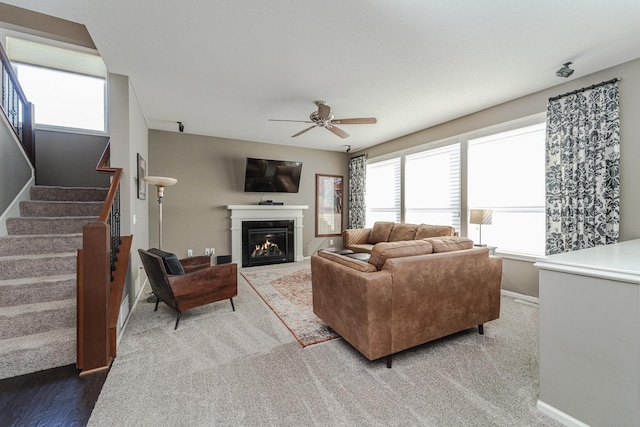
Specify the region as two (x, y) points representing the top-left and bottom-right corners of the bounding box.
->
(148, 248), (185, 275)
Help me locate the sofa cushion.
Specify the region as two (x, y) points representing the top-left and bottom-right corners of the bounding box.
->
(422, 237), (474, 253)
(318, 250), (377, 272)
(388, 223), (419, 242)
(368, 221), (395, 244)
(414, 224), (456, 239)
(148, 248), (185, 275)
(368, 240), (433, 270)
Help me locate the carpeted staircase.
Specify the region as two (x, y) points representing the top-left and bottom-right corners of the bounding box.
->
(0, 185), (107, 379)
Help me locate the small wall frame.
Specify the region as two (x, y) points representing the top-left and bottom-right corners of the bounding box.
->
(316, 174), (343, 236)
(137, 153), (146, 200)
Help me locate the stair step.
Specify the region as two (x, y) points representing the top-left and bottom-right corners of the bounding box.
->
(0, 234), (82, 256)
(0, 299), (76, 340)
(0, 328), (76, 380)
(0, 274), (76, 307)
(6, 216), (98, 235)
(30, 185), (108, 202)
(19, 200), (103, 217)
(0, 253), (77, 280)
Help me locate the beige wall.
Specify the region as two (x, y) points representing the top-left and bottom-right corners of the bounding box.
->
(357, 57), (640, 298)
(147, 130), (349, 260)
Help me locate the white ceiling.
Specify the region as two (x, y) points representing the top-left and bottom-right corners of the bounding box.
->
(4, 0), (640, 152)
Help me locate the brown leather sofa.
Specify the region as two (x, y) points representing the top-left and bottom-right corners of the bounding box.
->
(343, 221), (458, 253)
(311, 238), (502, 367)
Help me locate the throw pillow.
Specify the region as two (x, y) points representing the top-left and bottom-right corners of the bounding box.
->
(368, 221), (395, 244)
(148, 248), (185, 275)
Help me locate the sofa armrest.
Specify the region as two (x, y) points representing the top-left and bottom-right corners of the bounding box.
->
(343, 228), (371, 248)
(383, 248), (502, 353)
(311, 254), (392, 361)
(169, 263), (238, 311)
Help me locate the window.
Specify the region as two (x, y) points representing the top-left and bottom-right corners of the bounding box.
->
(7, 36), (107, 133)
(405, 143), (461, 230)
(468, 123), (546, 255)
(13, 64), (106, 131)
(365, 157), (401, 227)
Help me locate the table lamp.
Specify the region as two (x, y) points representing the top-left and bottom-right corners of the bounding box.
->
(470, 209), (492, 246)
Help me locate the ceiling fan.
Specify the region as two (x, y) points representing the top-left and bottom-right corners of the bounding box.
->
(269, 101), (377, 138)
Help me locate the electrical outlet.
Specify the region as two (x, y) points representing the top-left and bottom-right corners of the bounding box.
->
(187, 249), (193, 257)
(204, 248), (210, 255)
(329, 239), (334, 245)
(210, 247), (215, 255)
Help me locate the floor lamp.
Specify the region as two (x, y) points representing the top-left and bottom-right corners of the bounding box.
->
(470, 209), (492, 246)
(144, 176), (177, 250)
(143, 176), (177, 302)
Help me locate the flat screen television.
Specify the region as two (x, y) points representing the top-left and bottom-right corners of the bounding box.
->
(244, 157), (303, 193)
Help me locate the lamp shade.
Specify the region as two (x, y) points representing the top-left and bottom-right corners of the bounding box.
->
(470, 209), (492, 225)
(143, 176), (177, 187)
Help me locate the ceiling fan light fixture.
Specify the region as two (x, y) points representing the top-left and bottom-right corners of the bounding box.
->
(556, 62), (575, 78)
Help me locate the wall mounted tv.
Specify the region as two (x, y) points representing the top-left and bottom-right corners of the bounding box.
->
(244, 157), (303, 193)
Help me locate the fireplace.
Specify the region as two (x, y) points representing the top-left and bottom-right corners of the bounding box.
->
(242, 220), (294, 267)
(227, 205), (308, 264)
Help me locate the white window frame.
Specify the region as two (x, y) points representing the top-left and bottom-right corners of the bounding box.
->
(4, 33), (108, 135)
(364, 113), (546, 260)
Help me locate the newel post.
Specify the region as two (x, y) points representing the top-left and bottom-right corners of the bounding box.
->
(78, 222), (112, 374)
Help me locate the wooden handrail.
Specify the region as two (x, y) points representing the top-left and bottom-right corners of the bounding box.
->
(78, 140), (131, 375)
(95, 142), (122, 221)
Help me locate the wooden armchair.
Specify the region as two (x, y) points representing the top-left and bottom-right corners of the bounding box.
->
(138, 249), (237, 329)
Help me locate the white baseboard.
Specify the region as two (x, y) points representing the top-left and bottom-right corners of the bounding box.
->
(0, 177), (35, 235)
(117, 276), (148, 347)
(501, 289), (539, 305)
(537, 400), (590, 427)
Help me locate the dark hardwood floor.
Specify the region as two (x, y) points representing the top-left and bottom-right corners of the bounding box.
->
(0, 364), (108, 427)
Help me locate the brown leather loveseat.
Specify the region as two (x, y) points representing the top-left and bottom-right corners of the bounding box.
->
(311, 238), (502, 367)
(343, 221), (458, 254)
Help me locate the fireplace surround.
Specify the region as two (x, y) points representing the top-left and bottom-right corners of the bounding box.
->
(227, 205), (308, 266)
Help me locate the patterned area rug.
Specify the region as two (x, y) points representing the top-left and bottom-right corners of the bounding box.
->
(240, 261), (339, 347)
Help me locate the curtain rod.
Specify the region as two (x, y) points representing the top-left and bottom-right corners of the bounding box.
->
(548, 77), (621, 102)
(349, 153), (367, 159)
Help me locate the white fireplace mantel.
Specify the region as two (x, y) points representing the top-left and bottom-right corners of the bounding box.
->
(227, 205), (308, 264)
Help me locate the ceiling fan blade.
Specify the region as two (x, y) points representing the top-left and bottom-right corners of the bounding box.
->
(332, 118), (377, 125)
(292, 125), (317, 137)
(268, 119), (314, 123)
(327, 125), (350, 138)
(316, 101), (331, 120)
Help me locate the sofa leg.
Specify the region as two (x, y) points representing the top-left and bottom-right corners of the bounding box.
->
(478, 324), (484, 335)
(386, 355), (392, 369)
(230, 297), (235, 312)
(175, 312), (182, 330)
(154, 298), (160, 312)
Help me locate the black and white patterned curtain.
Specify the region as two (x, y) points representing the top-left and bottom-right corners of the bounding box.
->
(545, 79), (620, 255)
(348, 154), (367, 229)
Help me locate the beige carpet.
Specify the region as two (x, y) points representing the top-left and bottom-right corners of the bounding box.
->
(88, 260), (562, 426)
(241, 261), (339, 347)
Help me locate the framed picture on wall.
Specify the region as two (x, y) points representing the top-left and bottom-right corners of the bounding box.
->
(137, 153), (146, 200)
(316, 174), (343, 236)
